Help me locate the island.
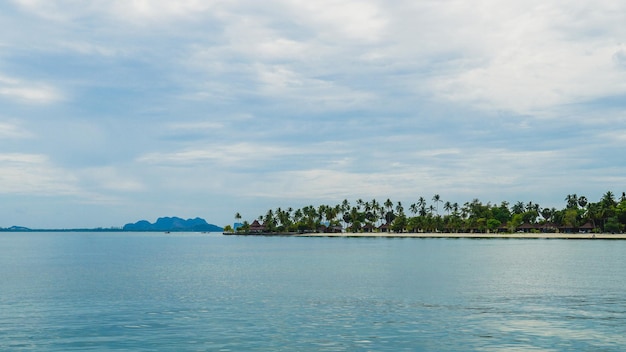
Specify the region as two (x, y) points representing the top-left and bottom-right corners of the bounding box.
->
(1, 216), (223, 233)
(227, 191), (626, 238)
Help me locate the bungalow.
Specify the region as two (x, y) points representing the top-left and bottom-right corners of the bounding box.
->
(249, 219), (265, 233)
(316, 224), (341, 233)
(517, 223), (537, 233)
(378, 223), (390, 233)
(362, 223), (375, 233)
(328, 225), (343, 233)
(538, 222), (559, 233)
(578, 222), (595, 233)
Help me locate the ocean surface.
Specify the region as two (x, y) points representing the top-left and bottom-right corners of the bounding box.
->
(1, 232), (625, 351)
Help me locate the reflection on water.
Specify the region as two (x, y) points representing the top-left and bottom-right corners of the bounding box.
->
(1, 233), (625, 351)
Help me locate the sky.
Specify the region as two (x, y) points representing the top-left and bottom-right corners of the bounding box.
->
(1, 0), (625, 228)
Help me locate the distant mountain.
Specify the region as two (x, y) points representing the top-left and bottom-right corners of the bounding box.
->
(122, 217), (223, 232)
(2, 226), (32, 231)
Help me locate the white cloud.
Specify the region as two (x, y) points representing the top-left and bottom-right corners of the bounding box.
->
(284, 0), (388, 42)
(107, 0), (222, 23)
(0, 74), (63, 104)
(137, 142), (294, 166)
(11, 0), (219, 22)
(0, 153), (139, 207)
(415, 1), (626, 116)
(166, 121), (224, 131)
(77, 166), (145, 192)
(433, 41), (626, 116)
(254, 64), (376, 109)
(0, 153), (79, 196)
(57, 41), (122, 57)
(614, 47), (626, 69)
(0, 120), (34, 139)
(4, 0), (626, 227)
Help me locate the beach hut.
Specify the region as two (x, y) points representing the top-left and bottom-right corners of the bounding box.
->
(539, 222), (559, 233)
(362, 223), (375, 233)
(328, 225), (343, 233)
(249, 219), (265, 233)
(517, 223), (537, 233)
(579, 222), (595, 233)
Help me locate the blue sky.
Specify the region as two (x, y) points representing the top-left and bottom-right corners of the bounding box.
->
(1, 0), (625, 228)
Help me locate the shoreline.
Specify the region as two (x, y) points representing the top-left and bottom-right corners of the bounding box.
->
(292, 232), (626, 239)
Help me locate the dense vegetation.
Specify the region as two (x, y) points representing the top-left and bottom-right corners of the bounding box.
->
(227, 191), (626, 234)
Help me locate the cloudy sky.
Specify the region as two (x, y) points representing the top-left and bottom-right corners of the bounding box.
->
(1, 0), (625, 228)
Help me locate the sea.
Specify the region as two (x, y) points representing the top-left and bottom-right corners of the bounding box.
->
(1, 232), (625, 351)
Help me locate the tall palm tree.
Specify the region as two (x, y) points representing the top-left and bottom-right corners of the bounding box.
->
(341, 199), (350, 213)
(396, 201), (404, 215)
(432, 194), (442, 215)
(444, 201), (452, 215)
(234, 212), (242, 232)
(417, 197), (426, 209)
(453, 202), (460, 216)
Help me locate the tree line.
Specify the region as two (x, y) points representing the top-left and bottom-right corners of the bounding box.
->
(226, 191), (626, 234)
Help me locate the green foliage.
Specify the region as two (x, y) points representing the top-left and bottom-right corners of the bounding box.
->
(605, 217), (621, 233)
(509, 214), (523, 232)
(238, 221), (250, 233)
(391, 213), (407, 233)
(486, 218), (501, 232)
(234, 191), (626, 234)
(563, 209), (579, 228)
(615, 200), (626, 224)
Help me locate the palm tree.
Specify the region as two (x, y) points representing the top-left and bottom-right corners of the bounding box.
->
(601, 191), (616, 207)
(512, 201), (525, 214)
(396, 201), (404, 215)
(417, 196), (426, 209)
(565, 194), (578, 209)
(444, 201), (452, 215)
(384, 198), (393, 210)
(341, 199), (350, 213)
(264, 209), (276, 232)
(432, 194), (442, 215)
(578, 196), (588, 208)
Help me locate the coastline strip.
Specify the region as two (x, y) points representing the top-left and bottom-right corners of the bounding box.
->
(293, 232), (626, 239)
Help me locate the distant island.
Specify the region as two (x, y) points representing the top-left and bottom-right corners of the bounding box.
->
(0, 216), (223, 233)
(123, 217), (223, 232)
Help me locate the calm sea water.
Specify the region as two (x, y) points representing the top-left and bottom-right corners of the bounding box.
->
(1, 232), (625, 351)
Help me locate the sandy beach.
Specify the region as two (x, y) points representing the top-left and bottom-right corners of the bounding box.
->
(294, 232), (626, 239)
